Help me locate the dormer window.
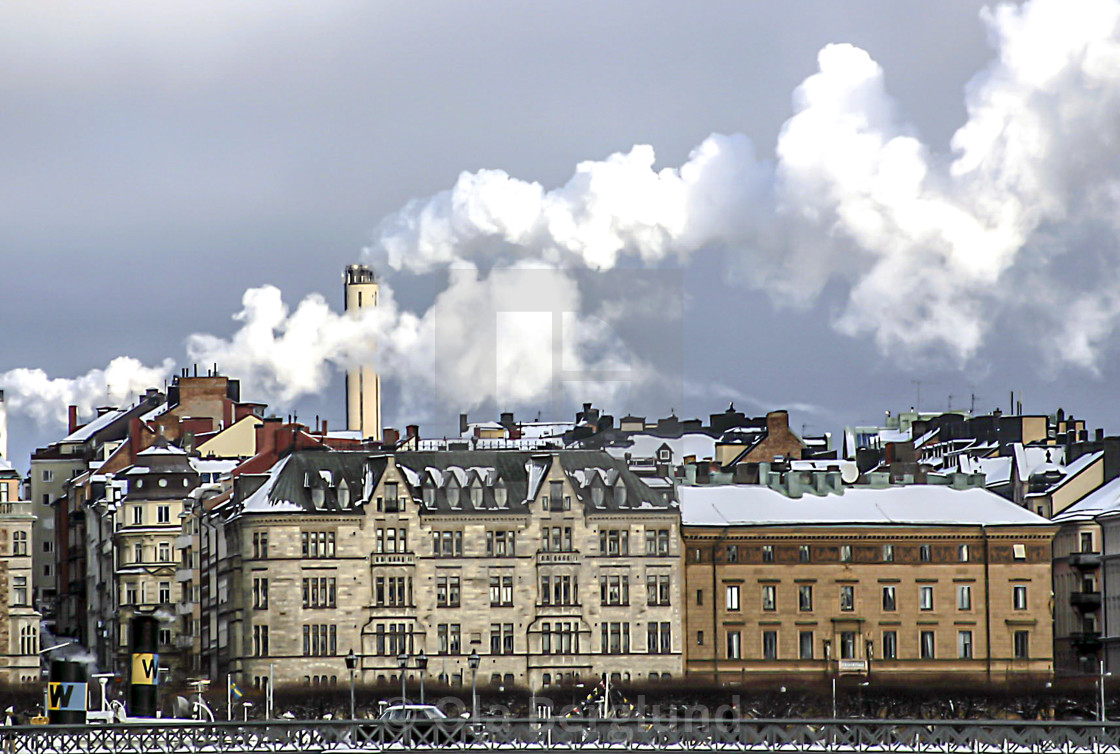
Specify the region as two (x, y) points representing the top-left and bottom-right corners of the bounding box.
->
(338, 479), (350, 509)
(615, 482), (627, 507)
(385, 482), (399, 512)
(591, 484), (604, 506)
(495, 480), (508, 508)
(311, 488), (325, 509)
(447, 478), (461, 509)
(658, 447), (671, 462)
(422, 484), (435, 508)
(470, 480), (483, 508)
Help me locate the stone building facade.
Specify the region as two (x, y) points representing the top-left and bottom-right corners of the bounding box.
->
(0, 461), (40, 684)
(202, 449), (683, 692)
(681, 484), (1056, 683)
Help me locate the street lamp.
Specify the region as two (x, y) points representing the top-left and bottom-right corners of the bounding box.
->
(468, 651), (481, 721)
(397, 652), (408, 706)
(345, 649), (358, 720)
(823, 639), (835, 719)
(416, 651), (428, 705)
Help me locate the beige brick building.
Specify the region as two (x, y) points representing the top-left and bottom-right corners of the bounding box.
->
(680, 483), (1056, 684)
(0, 459), (40, 684)
(204, 449), (682, 692)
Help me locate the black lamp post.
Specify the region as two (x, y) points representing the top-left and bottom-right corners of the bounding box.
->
(397, 652), (408, 706)
(416, 651), (428, 705)
(345, 649), (358, 720)
(468, 651), (481, 720)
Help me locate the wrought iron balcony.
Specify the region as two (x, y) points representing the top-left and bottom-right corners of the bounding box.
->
(1071, 631), (1103, 651)
(1071, 591), (1102, 610)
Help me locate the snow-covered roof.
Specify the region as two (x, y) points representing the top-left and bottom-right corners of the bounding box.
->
(326, 430), (363, 441)
(240, 457), (303, 513)
(1014, 445), (1067, 482)
(605, 432), (718, 463)
(1052, 474), (1120, 522)
(60, 406), (129, 443)
(958, 455), (1013, 486)
(680, 485), (1052, 528)
(189, 458), (238, 475)
(0, 457), (15, 474)
(137, 443), (187, 457)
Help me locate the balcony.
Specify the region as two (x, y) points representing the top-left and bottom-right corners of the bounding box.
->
(67, 509), (85, 525)
(838, 659), (868, 674)
(1071, 631), (1103, 651)
(175, 635), (194, 649)
(1072, 591), (1103, 611)
(536, 551), (580, 565)
(1070, 552), (1102, 569)
(0, 502), (33, 516)
(370, 552), (415, 566)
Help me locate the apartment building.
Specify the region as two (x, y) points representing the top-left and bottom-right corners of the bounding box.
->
(681, 482), (1056, 684)
(200, 448), (683, 692)
(0, 459), (40, 684)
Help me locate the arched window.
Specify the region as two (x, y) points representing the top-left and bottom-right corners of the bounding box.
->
(447, 478), (460, 509)
(470, 480), (483, 508)
(615, 482), (627, 507)
(494, 480), (508, 508)
(591, 485), (604, 506)
(423, 483), (435, 508)
(338, 479), (350, 509)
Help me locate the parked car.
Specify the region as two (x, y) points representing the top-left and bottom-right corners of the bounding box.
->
(365, 704), (482, 746)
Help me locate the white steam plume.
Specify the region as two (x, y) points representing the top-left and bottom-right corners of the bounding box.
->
(0, 357), (174, 428)
(368, 0), (1120, 369)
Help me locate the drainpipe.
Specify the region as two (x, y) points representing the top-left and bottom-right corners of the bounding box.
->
(711, 529), (724, 686)
(983, 527), (992, 683)
(1101, 522), (1108, 674)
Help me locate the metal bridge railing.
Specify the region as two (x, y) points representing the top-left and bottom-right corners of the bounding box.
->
(6, 717), (1120, 753)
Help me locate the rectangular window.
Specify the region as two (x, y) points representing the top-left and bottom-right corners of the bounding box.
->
(882, 585), (896, 611)
(253, 625), (269, 657)
(253, 578), (269, 609)
(840, 545), (852, 562)
(132, 506), (143, 525)
(957, 584), (972, 611)
(384, 482), (400, 512)
(697, 589), (703, 606)
(1013, 585), (1027, 610)
(799, 545), (811, 563)
(1081, 532), (1095, 553)
(301, 531), (336, 558)
(840, 585), (854, 612)
(12, 576), (27, 606)
(799, 631), (814, 660)
(725, 584), (740, 611)
(958, 544), (969, 562)
(1012, 544), (1027, 560)
(840, 631), (856, 660)
(600, 622), (630, 654)
(433, 530), (463, 557)
(762, 584), (776, 611)
(697, 630), (704, 646)
(157, 505), (170, 524)
(958, 630), (973, 659)
(762, 630), (778, 660)
(762, 545), (774, 562)
(600, 573), (630, 605)
(600, 529), (629, 556)
(920, 585), (934, 611)
(158, 542), (171, 562)
(727, 545), (738, 563)
(920, 544), (932, 562)
(920, 630), (935, 659)
(647, 574), (671, 606)
(726, 631), (741, 659)
(1013, 630), (1030, 659)
(883, 630), (898, 660)
(798, 585), (813, 611)
(882, 544), (894, 562)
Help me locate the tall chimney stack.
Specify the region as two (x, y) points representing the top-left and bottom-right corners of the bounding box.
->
(343, 264), (382, 442)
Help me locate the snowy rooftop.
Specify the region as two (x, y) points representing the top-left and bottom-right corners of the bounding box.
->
(1052, 475), (1120, 522)
(605, 432), (718, 463)
(958, 455), (1013, 486)
(60, 406), (129, 443)
(680, 484), (1052, 528)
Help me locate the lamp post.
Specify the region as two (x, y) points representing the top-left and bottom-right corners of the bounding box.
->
(468, 651), (481, 721)
(345, 649), (358, 720)
(823, 639), (835, 719)
(416, 651), (428, 705)
(397, 652), (408, 706)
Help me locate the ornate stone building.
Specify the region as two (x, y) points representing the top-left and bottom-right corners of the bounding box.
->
(0, 459), (40, 684)
(201, 449), (683, 692)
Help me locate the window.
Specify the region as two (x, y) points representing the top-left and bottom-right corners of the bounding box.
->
(958, 630), (973, 659)
(303, 577), (338, 608)
(11, 531), (26, 556)
(373, 576), (408, 607)
(920, 630), (935, 659)
(727, 545), (738, 563)
(374, 623), (411, 657)
(495, 481), (508, 508)
(762, 630), (778, 660)
(957, 585), (972, 610)
(543, 527), (573, 552)
(542, 622), (579, 655)
(799, 545), (811, 563)
(697, 631), (704, 646)
(958, 544), (969, 562)
(486, 530), (516, 557)
(762, 545), (774, 563)
(437, 575), (461, 607)
(882, 544), (894, 562)
(158, 542), (171, 562)
(696, 589), (703, 606)
(253, 578), (269, 609)
(158, 628), (171, 647)
(252, 532), (269, 559)
(490, 575), (514, 607)
(541, 574), (576, 606)
(432, 530), (463, 557)
(1081, 532), (1095, 553)
(1013, 630), (1030, 659)
(840, 631), (856, 659)
(840, 585), (854, 612)
(840, 545), (852, 562)
(548, 481), (566, 511)
(647, 574), (671, 606)
(882, 586), (896, 611)
(798, 585), (813, 611)
(134, 543), (144, 564)
(647, 622), (671, 654)
(384, 482), (400, 512)
(1012, 544), (1027, 560)
(446, 479), (461, 509)
(799, 631), (814, 660)
(301, 531), (336, 558)
(725, 584), (740, 611)
(0, 483), (6, 503)
(600, 574), (630, 606)
(12, 576), (27, 606)
(42, 469), (53, 482)
(253, 625), (269, 657)
(882, 630), (898, 660)
(600, 622), (630, 654)
(302, 624), (338, 656)
(1013, 585), (1027, 610)
(157, 505), (170, 524)
(125, 583), (138, 605)
(919, 585), (934, 611)
(132, 506), (143, 525)
(760, 584), (777, 611)
(726, 631), (741, 659)
(437, 624), (462, 654)
(920, 544), (931, 562)
(600, 529), (629, 556)
(158, 581), (170, 604)
(646, 529), (670, 555)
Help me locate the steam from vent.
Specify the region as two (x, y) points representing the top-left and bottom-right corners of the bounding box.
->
(368, 0), (1120, 369)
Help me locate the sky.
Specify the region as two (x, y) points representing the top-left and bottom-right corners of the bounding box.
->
(4, 0), (1120, 469)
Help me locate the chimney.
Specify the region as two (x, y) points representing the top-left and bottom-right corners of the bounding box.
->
(68, 405), (79, 434)
(128, 418), (142, 465)
(766, 410), (790, 435)
(321, 419), (328, 436)
(406, 424), (419, 439)
(499, 411), (515, 429)
(383, 427), (400, 446)
(459, 413), (469, 435)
